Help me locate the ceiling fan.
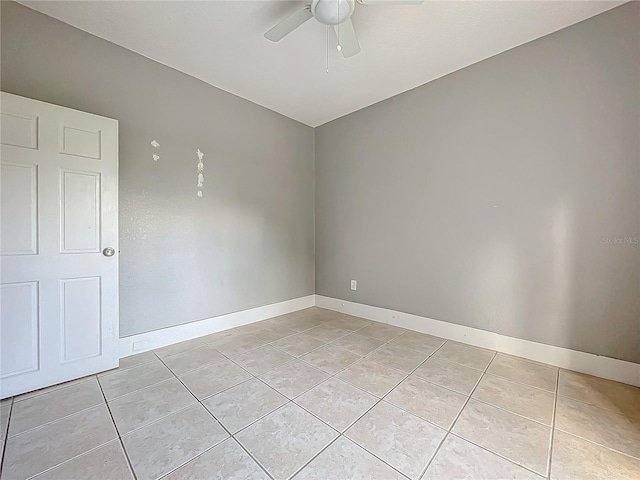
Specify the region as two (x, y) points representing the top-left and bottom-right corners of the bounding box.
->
(264, 0), (424, 58)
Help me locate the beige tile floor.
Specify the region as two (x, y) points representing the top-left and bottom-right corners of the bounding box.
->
(1, 307), (639, 480)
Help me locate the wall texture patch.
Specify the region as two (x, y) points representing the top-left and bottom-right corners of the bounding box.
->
(196, 148), (204, 197)
(151, 139), (160, 161)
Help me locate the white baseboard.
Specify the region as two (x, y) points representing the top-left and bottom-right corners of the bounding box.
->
(315, 295), (640, 387)
(118, 295), (315, 358)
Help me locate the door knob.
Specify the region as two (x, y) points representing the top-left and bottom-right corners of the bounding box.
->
(102, 247), (116, 257)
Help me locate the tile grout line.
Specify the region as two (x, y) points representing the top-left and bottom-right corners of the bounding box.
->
(0, 397), (14, 478)
(8, 309), (636, 480)
(482, 370), (558, 394)
(18, 405), (134, 479)
(548, 428), (640, 462)
(10, 375), (95, 403)
(154, 348), (277, 480)
(443, 431), (548, 479)
(5, 392), (113, 440)
(424, 353), (553, 479)
(96, 375), (138, 480)
(546, 369), (560, 479)
(206, 319), (414, 479)
(120, 318), (499, 479)
(225, 323), (488, 479)
(98, 311), (630, 479)
(464, 397), (554, 429)
(417, 351), (498, 480)
(334, 340), (454, 480)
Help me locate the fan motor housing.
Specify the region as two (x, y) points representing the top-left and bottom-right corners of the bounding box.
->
(311, 0), (355, 25)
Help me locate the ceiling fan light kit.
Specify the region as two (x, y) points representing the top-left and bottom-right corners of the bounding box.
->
(264, 0), (423, 59)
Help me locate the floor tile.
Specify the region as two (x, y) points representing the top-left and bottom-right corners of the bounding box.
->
(331, 333), (386, 356)
(14, 375), (94, 402)
(367, 344), (428, 373)
(252, 329), (298, 344)
(424, 434), (541, 479)
(259, 359), (330, 398)
(555, 395), (640, 459)
(387, 331), (445, 355)
(295, 378), (377, 432)
(452, 399), (550, 475)
(232, 345), (294, 374)
(386, 375), (467, 429)
(558, 370), (640, 420)
(99, 361), (173, 400)
(258, 324), (300, 339)
(300, 344), (362, 375)
(305, 307), (343, 322)
(163, 438), (269, 480)
(488, 354), (557, 392)
(433, 342), (495, 370)
(293, 436), (407, 480)
(154, 337), (206, 358)
(338, 358), (406, 397)
(179, 360), (252, 400)
(108, 378), (197, 435)
(413, 356), (483, 395)
(328, 315), (372, 331)
(202, 378), (287, 433)
(304, 323), (353, 342)
(551, 430), (640, 480)
(210, 333), (268, 356)
(346, 402), (445, 479)
(234, 320), (276, 335)
(122, 403), (228, 480)
(118, 351), (159, 371)
(201, 328), (244, 344)
(3, 404), (117, 480)
(356, 323), (405, 341)
(162, 345), (226, 376)
(9, 377), (104, 436)
(287, 307), (336, 324)
(31, 440), (133, 480)
(235, 403), (338, 480)
(472, 374), (555, 425)
(278, 316), (326, 332)
(271, 333), (326, 357)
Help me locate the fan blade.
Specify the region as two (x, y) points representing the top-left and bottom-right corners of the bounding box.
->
(264, 7), (313, 42)
(334, 18), (360, 58)
(358, 0), (423, 4)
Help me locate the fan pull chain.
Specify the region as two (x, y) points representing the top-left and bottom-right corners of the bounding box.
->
(326, 25), (329, 73)
(336, 0), (340, 51)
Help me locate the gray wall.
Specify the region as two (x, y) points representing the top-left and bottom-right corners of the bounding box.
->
(1, 1), (315, 337)
(3, 2), (638, 362)
(316, 2), (640, 363)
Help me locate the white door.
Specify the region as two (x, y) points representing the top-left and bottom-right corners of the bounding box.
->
(0, 92), (119, 399)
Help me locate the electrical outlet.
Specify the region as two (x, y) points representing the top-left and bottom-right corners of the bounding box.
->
(351, 280), (357, 291)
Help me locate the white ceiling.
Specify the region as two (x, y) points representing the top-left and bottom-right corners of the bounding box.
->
(20, 0), (624, 127)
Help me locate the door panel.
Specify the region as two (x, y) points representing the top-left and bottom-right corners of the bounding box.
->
(60, 125), (101, 159)
(0, 92), (118, 398)
(0, 281), (39, 378)
(60, 277), (102, 362)
(0, 112), (38, 149)
(60, 170), (101, 253)
(0, 163), (38, 255)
